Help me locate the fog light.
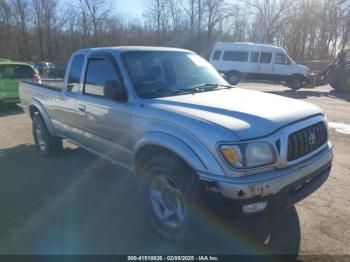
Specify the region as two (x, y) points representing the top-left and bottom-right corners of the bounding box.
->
(242, 201), (267, 214)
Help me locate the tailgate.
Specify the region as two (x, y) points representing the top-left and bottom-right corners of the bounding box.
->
(0, 79), (20, 100)
(0, 79), (20, 91)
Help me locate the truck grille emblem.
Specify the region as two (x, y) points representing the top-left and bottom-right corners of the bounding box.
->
(309, 132), (316, 146)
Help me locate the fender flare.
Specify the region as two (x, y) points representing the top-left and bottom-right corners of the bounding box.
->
(134, 132), (212, 173)
(29, 99), (56, 136)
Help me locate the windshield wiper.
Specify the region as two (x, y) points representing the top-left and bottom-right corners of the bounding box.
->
(139, 87), (205, 98)
(189, 83), (233, 91)
(138, 84), (233, 99)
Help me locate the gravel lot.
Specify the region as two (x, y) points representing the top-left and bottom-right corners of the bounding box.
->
(0, 83), (349, 258)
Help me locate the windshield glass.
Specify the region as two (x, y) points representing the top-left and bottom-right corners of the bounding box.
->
(122, 51), (228, 98)
(0, 64), (34, 79)
(285, 53), (295, 64)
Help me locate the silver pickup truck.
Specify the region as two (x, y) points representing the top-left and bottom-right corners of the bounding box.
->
(20, 47), (333, 240)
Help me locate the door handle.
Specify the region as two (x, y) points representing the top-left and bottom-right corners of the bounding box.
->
(78, 104), (86, 112)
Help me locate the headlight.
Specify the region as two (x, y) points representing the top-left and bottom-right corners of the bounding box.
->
(220, 142), (276, 169)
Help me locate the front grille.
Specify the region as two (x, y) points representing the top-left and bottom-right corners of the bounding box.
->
(287, 122), (327, 161)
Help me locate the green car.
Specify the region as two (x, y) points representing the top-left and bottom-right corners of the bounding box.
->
(0, 60), (40, 104)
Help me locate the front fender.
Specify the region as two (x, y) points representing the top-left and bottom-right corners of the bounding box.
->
(30, 99), (56, 136)
(134, 131), (225, 175)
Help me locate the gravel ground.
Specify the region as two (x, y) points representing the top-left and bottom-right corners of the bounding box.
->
(0, 83), (349, 258)
(240, 83), (350, 256)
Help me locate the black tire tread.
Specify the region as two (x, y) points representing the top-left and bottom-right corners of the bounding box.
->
(32, 113), (62, 157)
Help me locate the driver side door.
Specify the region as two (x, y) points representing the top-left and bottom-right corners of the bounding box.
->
(77, 53), (133, 168)
(273, 53), (292, 81)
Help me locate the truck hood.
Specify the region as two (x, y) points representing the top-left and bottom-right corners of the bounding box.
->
(152, 88), (322, 140)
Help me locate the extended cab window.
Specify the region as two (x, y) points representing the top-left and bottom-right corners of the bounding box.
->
(275, 53), (291, 65)
(223, 51), (248, 62)
(260, 52), (272, 63)
(67, 54), (84, 93)
(212, 50), (222, 60)
(250, 52), (259, 63)
(84, 58), (121, 97)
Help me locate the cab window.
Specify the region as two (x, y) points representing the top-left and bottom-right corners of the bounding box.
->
(67, 54), (84, 93)
(260, 52), (272, 63)
(84, 58), (122, 98)
(212, 50), (222, 60)
(275, 53), (291, 65)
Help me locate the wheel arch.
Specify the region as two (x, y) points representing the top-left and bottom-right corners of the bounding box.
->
(133, 132), (208, 175)
(290, 73), (306, 80)
(227, 70), (241, 76)
(29, 99), (56, 136)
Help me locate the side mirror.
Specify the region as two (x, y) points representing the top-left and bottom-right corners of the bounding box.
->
(104, 79), (127, 102)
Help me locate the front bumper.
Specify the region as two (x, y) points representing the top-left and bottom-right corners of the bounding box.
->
(303, 73), (317, 88)
(198, 144), (333, 214)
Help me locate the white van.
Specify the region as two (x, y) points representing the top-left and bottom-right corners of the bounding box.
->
(209, 42), (311, 90)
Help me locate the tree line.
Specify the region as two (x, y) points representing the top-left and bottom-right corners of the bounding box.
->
(0, 0), (349, 63)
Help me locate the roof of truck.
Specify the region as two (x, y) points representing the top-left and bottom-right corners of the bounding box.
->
(73, 46), (192, 55)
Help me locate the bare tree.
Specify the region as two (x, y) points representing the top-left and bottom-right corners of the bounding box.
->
(145, 0), (169, 44)
(247, 0), (292, 43)
(1, 0), (350, 62)
(166, 0), (183, 32)
(204, 0), (229, 51)
(182, 0), (197, 31)
(81, 0), (110, 45)
(11, 0), (30, 60)
(31, 0), (45, 60)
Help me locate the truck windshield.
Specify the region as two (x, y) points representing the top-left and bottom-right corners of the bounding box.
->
(122, 51), (228, 98)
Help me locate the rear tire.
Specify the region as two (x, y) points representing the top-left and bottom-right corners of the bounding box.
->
(33, 113), (62, 157)
(138, 151), (204, 241)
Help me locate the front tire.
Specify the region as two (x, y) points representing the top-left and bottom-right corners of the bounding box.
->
(33, 113), (62, 157)
(288, 75), (304, 90)
(139, 152), (203, 241)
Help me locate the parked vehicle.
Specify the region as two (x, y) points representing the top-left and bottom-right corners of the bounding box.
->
(20, 47), (333, 240)
(36, 61), (55, 76)
(0, 61), (40, 104)
(210, 42), (311, 90)
(314, 49), (350, 93)
(48, 62), (67, 79)
(25, 61), (38, 71)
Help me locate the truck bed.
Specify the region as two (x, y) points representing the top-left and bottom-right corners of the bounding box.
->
(19, 79), (64, 115)
(22, 79), (64, 91)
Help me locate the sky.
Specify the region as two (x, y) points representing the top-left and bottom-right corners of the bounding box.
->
(114, 0), (236, 19)
(60, 0), (236, 21)
(115, 0), (146, 18)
